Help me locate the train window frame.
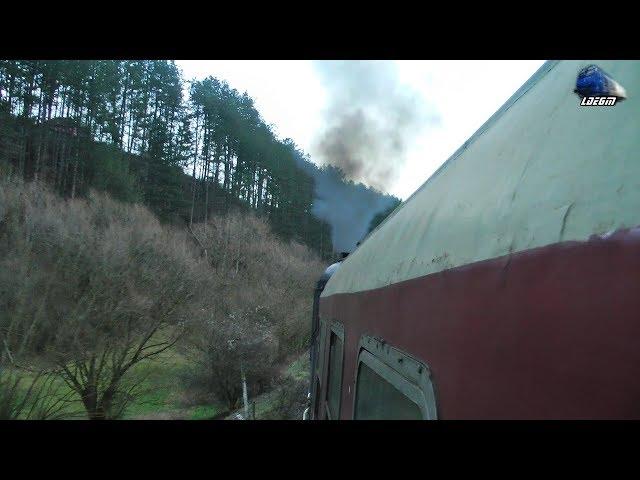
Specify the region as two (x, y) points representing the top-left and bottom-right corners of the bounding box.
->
(353, 335), (438, 420)
(313, 318), (329, 419)
(313, 320), (325, 380)
(324, 321), (345, 420)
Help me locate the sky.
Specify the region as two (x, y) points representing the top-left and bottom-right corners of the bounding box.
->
(177, 60), (545, 200)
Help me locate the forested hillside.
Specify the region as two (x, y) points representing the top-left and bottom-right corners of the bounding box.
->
(0, 60), (403, 420)
(0, 60), (399, 258)
(0, 178), (323, 419)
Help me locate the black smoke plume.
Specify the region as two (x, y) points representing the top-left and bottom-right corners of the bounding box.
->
(312, 61), (439, 191)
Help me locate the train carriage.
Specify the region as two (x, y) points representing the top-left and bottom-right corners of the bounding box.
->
(309, 60), (640, 420)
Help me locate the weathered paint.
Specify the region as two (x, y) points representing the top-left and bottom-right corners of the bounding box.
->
(322, 60), (640, 297)
(320, 226), (640, 419)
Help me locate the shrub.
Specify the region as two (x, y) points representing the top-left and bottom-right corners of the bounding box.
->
(184, 210), (324, 410)
(0, 178), (215, 419)
(0, 178), (324, 418)
(261, 376), (309, 420)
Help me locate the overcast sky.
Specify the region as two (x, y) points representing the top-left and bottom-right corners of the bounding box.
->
(177, 60), (545, 200)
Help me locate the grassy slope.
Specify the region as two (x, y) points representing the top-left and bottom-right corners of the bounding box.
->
(12, 348), (224, 420)
(12, 348), (309, 420)
(121, 348), (224, 420)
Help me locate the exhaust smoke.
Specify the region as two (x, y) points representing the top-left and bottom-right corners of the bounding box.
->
(312, 60), (439, 191)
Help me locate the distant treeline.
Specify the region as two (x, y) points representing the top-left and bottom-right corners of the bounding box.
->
(0, 60), (340, 258)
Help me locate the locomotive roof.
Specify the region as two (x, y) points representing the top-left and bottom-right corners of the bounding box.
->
(319, 261), (342, 283)
(322, 60), (640, 297)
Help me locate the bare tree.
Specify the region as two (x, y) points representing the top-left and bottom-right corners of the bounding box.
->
(1, 294), (77, 420)
(0, 179), (213, 419)
(0, 364), (76, 420)
(182, 210), (323, 411)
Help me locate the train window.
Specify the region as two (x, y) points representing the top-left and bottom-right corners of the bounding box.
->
(324, 322), (344, 419)
(353, 336), (438, 420)
(355, 362), (422, 420)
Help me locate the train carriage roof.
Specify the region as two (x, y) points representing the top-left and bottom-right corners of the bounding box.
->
(322, 60), (640, 298)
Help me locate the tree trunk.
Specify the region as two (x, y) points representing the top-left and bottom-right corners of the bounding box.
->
(189, 112), (200, 228)
(81, 385), (101, 420)
(71, 142), (79, 199)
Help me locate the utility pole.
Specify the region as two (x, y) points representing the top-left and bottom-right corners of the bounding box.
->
(241, 362), (250, 420)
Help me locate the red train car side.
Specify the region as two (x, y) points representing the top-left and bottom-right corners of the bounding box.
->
(309, 60), (640, 420)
